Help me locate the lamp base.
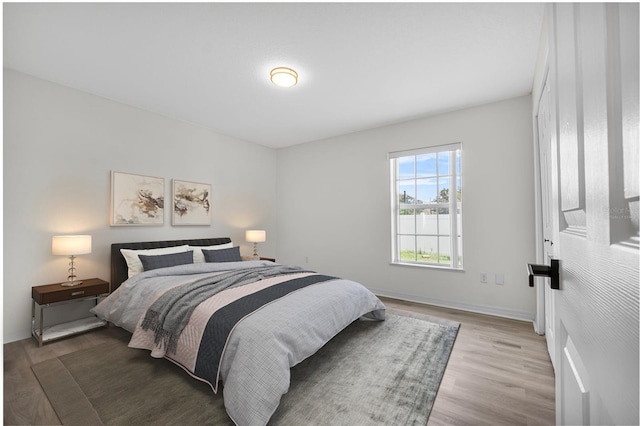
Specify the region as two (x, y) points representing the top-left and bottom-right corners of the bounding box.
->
(61, 280), (83, 287)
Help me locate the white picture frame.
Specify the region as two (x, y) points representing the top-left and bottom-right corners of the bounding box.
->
(110, 171), (165, 226)
(172, 179), (211, 226)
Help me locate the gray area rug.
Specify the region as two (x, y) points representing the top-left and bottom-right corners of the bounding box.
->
(32, 309), (459, 426)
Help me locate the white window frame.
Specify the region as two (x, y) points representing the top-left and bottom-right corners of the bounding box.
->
(389, 143), (463, 269)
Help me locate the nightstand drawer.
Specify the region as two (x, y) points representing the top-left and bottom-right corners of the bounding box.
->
(32, 278), (109, 305)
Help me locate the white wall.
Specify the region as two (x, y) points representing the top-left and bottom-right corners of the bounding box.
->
(276, 95), (537, 320)
(3, 69), (278, 343)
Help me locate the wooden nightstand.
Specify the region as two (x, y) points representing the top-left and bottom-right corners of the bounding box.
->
(31, 278), (109, 346)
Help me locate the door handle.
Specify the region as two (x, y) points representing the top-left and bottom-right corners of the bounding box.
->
(527, 259), (560, 290)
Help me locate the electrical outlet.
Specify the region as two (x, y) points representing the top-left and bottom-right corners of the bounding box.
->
(480, 272), (488, 283)
(495, 273), (504, 285)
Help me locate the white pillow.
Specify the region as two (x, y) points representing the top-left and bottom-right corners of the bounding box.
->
(189, 242), (234, 263)
(121, 245), (190, 278)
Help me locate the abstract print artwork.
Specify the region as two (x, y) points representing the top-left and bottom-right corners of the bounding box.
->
(110, 171), (165, 226)
(172, 179), (211, 225)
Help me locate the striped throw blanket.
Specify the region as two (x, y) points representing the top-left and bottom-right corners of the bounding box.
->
(140, 264), (318, 354)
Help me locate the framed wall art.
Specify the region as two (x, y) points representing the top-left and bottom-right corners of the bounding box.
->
(172, 179), (211, 226)
(110, 171), (165, 226)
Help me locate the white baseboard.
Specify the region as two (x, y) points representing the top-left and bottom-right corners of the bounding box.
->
(4, 330), (31, 344)
(371, 287), (535, 323)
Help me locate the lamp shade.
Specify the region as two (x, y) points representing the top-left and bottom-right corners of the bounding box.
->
(245, 230), (266, 243)
(52, 235), (92, 255)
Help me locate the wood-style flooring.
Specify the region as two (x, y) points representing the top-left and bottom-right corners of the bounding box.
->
(4, 297), (555, 425)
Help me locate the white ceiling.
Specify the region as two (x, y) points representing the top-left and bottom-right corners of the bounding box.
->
(3, 2), (545, 149)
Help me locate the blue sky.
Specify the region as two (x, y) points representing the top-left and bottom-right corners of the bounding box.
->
(397, 151), (461, 204)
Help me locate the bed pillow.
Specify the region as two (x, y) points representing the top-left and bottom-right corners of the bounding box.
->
(139, 251), (194, 271)
(189, 242), (234, 263)
(203, 246), (242, 263)
(120, 245), (190, 278)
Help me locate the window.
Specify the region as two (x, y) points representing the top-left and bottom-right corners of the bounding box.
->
(389, 143), (463, 269)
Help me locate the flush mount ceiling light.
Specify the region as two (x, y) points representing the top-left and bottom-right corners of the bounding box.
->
(270, 67), (298, 88)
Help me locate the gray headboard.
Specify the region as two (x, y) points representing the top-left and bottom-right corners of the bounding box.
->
(110, 237), (232, 291)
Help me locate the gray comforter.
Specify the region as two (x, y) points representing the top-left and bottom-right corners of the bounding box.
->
(91, 261), (386, 426)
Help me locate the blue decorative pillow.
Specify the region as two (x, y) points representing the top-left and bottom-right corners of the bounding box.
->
(203, 246), (242, 263)
(139, 250), (194, 271)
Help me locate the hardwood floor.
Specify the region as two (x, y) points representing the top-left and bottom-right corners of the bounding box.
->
(3, 298), (555, 425)
(3, 326), (131, 425)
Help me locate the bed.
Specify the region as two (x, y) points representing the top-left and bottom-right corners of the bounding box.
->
(93, 237), (386, 426)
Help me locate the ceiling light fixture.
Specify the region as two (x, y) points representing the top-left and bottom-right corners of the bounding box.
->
(270, 67), (298, 88)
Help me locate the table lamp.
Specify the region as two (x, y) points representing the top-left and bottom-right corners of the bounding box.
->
(52, 235), (92, 286)
(245, 230), (266, 259)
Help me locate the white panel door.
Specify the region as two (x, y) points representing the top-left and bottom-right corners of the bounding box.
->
(548, 3), (639, 425)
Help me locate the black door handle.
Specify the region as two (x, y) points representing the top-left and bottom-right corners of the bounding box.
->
(527, 259), (560, 290)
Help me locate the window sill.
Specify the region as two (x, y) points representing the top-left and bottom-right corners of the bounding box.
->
(390, 261), (465, 272)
